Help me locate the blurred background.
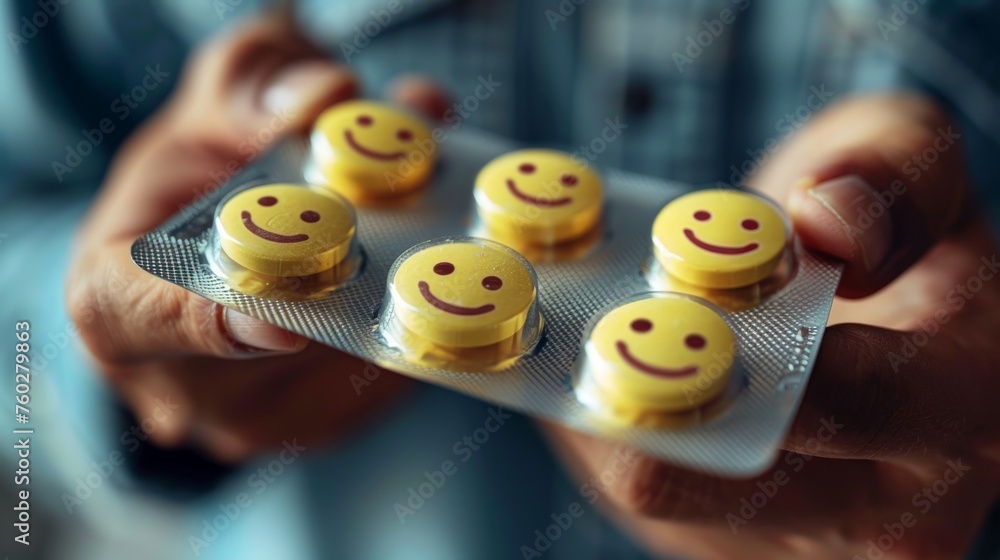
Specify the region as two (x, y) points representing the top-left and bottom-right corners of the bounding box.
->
(2, 0), (1000, 559)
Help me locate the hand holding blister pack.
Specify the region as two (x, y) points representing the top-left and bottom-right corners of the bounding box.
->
(132, 100), (841, 477)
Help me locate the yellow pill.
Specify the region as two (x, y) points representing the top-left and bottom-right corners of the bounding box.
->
(474, 149), (603, 244)
(311, 100), (435, 198)
(389, 238), (537, 348)
(652, 190), (788, 289)
(585, 294), (735, 414)
(217, 184), (355, 277)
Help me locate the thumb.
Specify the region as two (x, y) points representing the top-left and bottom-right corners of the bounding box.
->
(786, 147), (967, 299)
(780, 98), (971, 298)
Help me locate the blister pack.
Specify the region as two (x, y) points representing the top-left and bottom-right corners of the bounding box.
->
(131, 101), (842, 477)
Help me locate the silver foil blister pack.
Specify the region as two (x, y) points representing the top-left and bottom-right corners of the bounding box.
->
(132, 107), (841, 477)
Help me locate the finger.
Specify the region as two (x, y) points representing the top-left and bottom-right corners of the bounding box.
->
(538, 420), (881, 525)
(113, 343), (409, 462)
(70, 18), (358, 361)
(176, 16), (358, 139)
(750, 95), (973, 298)
(109, 343), (334, 450)
(387, 74), (452, 121)
(785, 324), (983, 461)
(786, 213), (1000, 460)
(545, 324), (991, 520)
(83, 20), (357, 244)
(188, 351), (412, 462)
(69, 243), (308, 363)
(110, 363), (192, 447)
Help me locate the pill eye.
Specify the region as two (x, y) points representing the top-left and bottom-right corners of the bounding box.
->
(356, 115), (373, 127)
(694, 210), (711, 221)
(300, 210), (320, 223)
(433, 262), (454, 275)
(258, 196), (277, 207)
(397, 129), (413, 142)
(560, 174), (578, 187)
(742, 219), (760, 231)
(685, 334), (706, 350)
(482, 276), (503, 290)
(519, 163), (536, 174)
(630, 318), (652, 333)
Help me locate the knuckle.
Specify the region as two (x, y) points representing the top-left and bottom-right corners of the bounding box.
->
(185, 299), (234, 357)
(167, 289), (233, 357)
(188, 23), (264, 75)
(133, 404), (188, 449)
(605, 456), (720, 521)
(904, 94), (952, 132)
(65, 263), (126, 365)
(130, 282), (232, 358)
(186, 19), (310, 86)
(610, 461), (665, 516)
(66, 279), (96, 334)
(144, 428), (185, 450)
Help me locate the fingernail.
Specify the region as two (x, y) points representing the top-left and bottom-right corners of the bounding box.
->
(801, 175), (893, 271)
(262, 61), (357, 118)
(223, 308), (308, 354)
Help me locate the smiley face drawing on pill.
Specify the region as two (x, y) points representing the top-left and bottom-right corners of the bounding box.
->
(311, 100), (435, 198)
(217, 184), (355, 277)
(585, 295), (736, 414)
(474, 150), (603, 245)
(389, 239), (537, 348)
(652, 190), (788, 289)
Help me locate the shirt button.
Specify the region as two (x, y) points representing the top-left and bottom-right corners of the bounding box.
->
(623, 78), (655, 116)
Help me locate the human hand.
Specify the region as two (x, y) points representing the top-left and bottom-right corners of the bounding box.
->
(540, 95), (1000, 559)
(65, 18), (448, 462)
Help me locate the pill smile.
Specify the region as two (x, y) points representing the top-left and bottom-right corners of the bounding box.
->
(241, 211), (309, 243)
(683, 229), (759, 255)
(418, 281), (495, 316)
(344, 130), (406, 161)
(507, 179), (572, 208)
(615, 341), (698, 379)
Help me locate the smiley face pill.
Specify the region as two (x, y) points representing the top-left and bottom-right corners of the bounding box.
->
(652, 190), (789, 289)
(387, 238), (538, 348)
(311, 100), (435, 198)
(582, 294), (736, 415)
(474, 149), (603, 245)
(216, 184), (355, 277)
